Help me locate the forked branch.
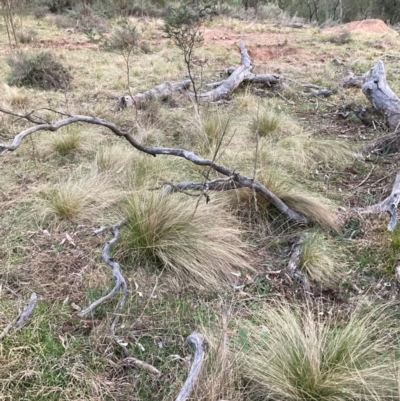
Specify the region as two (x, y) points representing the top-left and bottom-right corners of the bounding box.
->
(0, 111), (308, 224)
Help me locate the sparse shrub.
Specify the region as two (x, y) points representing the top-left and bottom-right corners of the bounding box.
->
(119, 192), (251, 289)
(139, 40), (151, 54)
(33, 6), (49, 19)
(50, 14), (75, 29)
(252, 111), (280, 137)
(298, 232), (345, 286)
(17, 29), (38, 44)
(328, 29), (351, 44)
(103, 21), (140, 51)
(7, 51), (72, 90)
(238, 302), (400, 401)
(77, 12), (107, 34)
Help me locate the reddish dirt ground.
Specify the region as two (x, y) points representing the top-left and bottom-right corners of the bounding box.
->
(324, 18), (396, 34)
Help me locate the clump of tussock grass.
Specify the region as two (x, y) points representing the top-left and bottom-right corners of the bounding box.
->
(227, 168), (339, 229)
(260, 133), (355, 173)
(48, 125), (85, 157)
(95, 143), (134, 172)
(119, 192), (251, 289)
(298, 232), (346, 286)
(238, 301), (400, 401)
(38, 172), (118, 224)
(2, 84), (30, 107)
(252, 110), (281, 137)
(194, 110), (230, 154)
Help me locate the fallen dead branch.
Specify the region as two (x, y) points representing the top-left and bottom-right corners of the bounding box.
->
(0, 110), (308, 224)
(362, 60), (400, 131)
(118, 42), (281, 108)
(123, 357), (162, 376)
(341, 71), (367, 88)
(357, 171), (400, 232)
(116, 80), (191, 110)
(0, 293), (37, 341)
(175, 332), (205, 401)
(78, 219), (127, 328)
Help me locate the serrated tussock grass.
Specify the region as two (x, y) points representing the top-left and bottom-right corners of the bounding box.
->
(38, 172), (119, 225)
(298, 232), (346, 287)
(228, 168), (339, 229)
(238, 302), (400, 401)
(119, 192), (252, 289)
(47, 125), (85, 157)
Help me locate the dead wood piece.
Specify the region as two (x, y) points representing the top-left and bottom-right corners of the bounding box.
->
(358, 171), (400, 232)
(341, 71), (367, 88)
(123, 357), (162, 376)
(287, 242), (311, 292)
(368, 130), (400, 154)
(78, 219), (127, 327)
(175, 332), (204, 401)
(362, 60), (400, 131)
(0, 293), (37, 341)
(0, 110), (308, 224)
(310, 88), (332, 97)
(117, 80), (191, 110)
(162, 177), (240, 194)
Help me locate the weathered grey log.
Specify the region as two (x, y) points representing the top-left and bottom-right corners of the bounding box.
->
(175, 332), (204, 401)
(341, 71), (367, 88)
(362, 60), (400, 131)
(0, 111), (309, 224)
(358, 171), (400, 232)
(117, 80), (191, 110)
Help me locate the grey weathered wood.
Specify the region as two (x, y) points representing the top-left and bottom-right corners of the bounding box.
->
(117, 80), (191, 110)
(358, 171), (400, 232)
(175, 332), (204, 401)
(0, 111), (309, 224)
(362, 60), (400, 131)
(341, 71), (367, 88)
(287, 241), (311, 291)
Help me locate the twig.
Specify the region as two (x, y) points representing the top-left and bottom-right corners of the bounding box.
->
(0, 111), (308, 224)
(175, 332), (205, 401)
(0, 293), (37, 341)
(123, 357), (162, 376)
(354, 165), (375, 189)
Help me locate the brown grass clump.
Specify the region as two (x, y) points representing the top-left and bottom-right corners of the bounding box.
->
(119, 192), (252, 289)
(238, 301), (400, 401)
(38, 172), (118, 225)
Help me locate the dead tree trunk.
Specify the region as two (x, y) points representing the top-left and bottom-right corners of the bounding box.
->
(362, 60), (400, 131)
(117, 42), (281, 109)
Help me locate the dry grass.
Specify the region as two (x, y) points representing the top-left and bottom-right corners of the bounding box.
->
(2, 83), (30, 107)
(119, 192), (252, 289)
(298, 232), (347, 287)
(238, 301), (400, 401)
(48, 125), (86, 157)
(38, 171), (119, 225)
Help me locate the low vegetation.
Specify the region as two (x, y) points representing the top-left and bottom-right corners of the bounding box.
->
(1, 3), (400, 401)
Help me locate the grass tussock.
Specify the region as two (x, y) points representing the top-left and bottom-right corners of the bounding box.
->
(95, 143), (135, 172)
(299, 232), (346, 286)
(119, 192), (251, 289)
(2, 84), (30, 107)
(252, 110), (281, 137)
(39, 172), (118, 224)
(228, 169), (339, 229)
(238, 302), (400, 401)
(48, 125), (85, 156)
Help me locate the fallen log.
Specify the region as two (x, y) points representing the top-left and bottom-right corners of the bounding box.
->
(117, 42), (281, 109)
(341, 71), (367, 88)
(362, 60), (400, 131)
(116, 80), (191, 110)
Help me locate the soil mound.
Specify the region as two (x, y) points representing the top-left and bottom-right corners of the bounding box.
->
(324, 19), (395, 34)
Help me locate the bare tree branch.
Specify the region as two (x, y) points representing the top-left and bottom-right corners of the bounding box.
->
(175, 332), (204, 401)
(78, 219), (127, 323)
(0, 293), (37, 341)
(0, 112), (308, 224)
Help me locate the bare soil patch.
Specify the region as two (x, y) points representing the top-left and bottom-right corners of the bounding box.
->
(324, 19), (396, 35)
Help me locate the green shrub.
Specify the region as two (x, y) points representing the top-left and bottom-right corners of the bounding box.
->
(7, 51), (72, 90)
